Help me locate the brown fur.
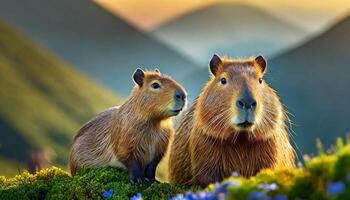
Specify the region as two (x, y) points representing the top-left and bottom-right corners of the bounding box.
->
(69, 70), (186, 183)
(168, 56), (295, 186)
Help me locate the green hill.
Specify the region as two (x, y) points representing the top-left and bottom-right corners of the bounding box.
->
(153, 2), (306, 65)
(0, 0), (200, 96)
(0, 20), (120, 176)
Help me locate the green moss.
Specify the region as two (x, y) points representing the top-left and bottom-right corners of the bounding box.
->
(0, 167), (191, 200)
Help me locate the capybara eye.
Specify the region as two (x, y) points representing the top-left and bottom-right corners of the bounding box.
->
(259, 78), (263, 84)
(220, 77), (227, 85)
(151, 82), (161, 89)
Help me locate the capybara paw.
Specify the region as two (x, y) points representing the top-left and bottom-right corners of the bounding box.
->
(143, 177), (151, 184)
(129, 177), (143, 184)
(143, 177), (159, 184)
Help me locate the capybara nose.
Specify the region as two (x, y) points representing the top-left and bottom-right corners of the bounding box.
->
(236, 97), (257, 110)
(174, 89), (186, 102)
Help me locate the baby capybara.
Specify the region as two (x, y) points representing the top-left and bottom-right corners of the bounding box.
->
(168, 54), (295, 186)
(69, 68), (186, 184)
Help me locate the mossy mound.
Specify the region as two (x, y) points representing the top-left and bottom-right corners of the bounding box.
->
(0, 167), (191, 200)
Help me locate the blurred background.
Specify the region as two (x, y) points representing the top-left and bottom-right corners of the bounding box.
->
(0, 0), (349, 177)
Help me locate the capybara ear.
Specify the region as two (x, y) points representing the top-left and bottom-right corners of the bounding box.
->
(133, 68), (145, 87)
(255, 55), (267, 74)
(154, 68), (160, 74)
(209, 54), (222, 76)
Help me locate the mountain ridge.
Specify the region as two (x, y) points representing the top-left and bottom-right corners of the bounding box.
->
(153, 2), (307, 65)
(156, 2), (304, 31)
(0, 0), (200, 96)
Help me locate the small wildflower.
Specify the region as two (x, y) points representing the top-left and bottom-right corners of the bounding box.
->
(232, 171), (239, 177)
(168, 194), (185, 200)
(258, 183), (278, 192)
(197, 191), (216, 200)
(247, 191), (264, 200)
(274, 195), (288, 200)
(184, 192), (197, 200)
(327, 181), (345, 196)
(217, 193), (225, 200)
(102, 189), (113, 198)
(130, 193), (143, 200)
(214, 180), (239, 194)
(302, 154), (311, 162)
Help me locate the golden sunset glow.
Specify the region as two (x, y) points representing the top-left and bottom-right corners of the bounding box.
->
(94, 0), (350, 31)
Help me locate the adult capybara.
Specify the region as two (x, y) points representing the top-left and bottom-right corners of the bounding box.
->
(168, 54), (295, 186)
(69, 68), (186, 184)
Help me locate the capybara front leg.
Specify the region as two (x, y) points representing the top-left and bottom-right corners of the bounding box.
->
(125, 157), (144, 184)
(144, 157), (162, 183)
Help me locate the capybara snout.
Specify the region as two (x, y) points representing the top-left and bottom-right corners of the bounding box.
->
(235, 88), (258, 127)
(236, 89), (257, 111)
(172, 88), (186, 114)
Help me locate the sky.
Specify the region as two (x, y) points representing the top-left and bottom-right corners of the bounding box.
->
(94, 0), (350, 32)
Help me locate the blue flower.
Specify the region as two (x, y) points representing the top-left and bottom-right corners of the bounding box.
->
(258, 183), (278, 192)
(167, 194), (185, 200)
(197, 191), (216, 200)
(102, 189), (113, 198)
(184, 192), (198, 200)
(169, 191), (218, 200)
(327, 181), (345, 196)
(130, 193), (142, 200)
(247, 191), (264, 200)
(130, 193), (143, 200)
(274, 195), (288, 200)
(214, 180), (240, 194)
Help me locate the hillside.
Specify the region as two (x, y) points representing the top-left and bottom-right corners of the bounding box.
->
(153, 3), (307, 65)
(0, 20), (120, 176)
(0, 0), (199, 96)
(181, 16), (350, 155)
(268, 16), (350, 155)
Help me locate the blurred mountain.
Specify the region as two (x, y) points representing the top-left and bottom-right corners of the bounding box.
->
(268, 15), (350, 155)
(0, 20), (119, 176)
(0, 0), (199, 96)
(152, 3), (307, 65)
(182, 16), (350, 155)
